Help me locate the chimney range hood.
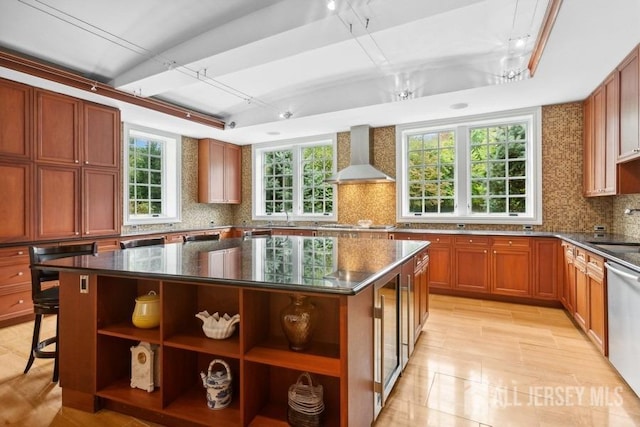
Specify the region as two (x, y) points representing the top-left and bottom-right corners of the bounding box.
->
(325, 125), (395, 184)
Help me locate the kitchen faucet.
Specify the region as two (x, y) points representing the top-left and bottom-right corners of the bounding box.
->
(624, 208), (640, 215)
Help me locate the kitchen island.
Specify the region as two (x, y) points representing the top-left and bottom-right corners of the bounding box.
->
(37, 235), (429, 427)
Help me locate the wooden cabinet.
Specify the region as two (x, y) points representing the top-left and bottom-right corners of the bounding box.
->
(0, 78), (32, 159)
(584, 71), (618, 196)
(491, 237), (531, 297)
(35, 89), (81, 165)
(414, 248), (429, 335)
(586, 252), (607, 355)
(0, 246), (32, 327)
(425, 234), (452, 289)
(59, 271), (375, 427)
(34, 91), (121, 240)
(573, 248), (588, 332)
(198, 139), (241, 204)
(454, 236), (490, 293)
(0, 161), (33, 243)
(618, 46), (640, 161)
(560, 241), (576, 312)
(532, 238), (560, 300)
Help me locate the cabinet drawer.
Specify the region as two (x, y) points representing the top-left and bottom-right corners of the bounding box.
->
(0, 263), (30, 286)
(0, 289), (32, 320)
(492, 237), (530, 248)
(586, 253), (605, 279)
(454, 236), (490, 246)
(426, 234), (452, 245)
(0, 246), (29, 265)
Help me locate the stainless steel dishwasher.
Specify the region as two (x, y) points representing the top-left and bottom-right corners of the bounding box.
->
(605, 261), (640, 398)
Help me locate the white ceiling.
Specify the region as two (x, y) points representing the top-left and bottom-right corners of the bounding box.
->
(1, 0), (639, 145)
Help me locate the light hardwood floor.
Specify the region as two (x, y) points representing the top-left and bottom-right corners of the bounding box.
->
(1, 295), (639, 426)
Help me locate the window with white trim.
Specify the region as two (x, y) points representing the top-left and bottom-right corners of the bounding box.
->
(253, 135), (336, 222)
(396, 108), (541, 224)
(123, 123), (181, 225)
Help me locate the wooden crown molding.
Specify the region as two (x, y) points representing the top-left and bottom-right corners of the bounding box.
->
(528, 0), (564, 77)
(0, 49), (225, 130)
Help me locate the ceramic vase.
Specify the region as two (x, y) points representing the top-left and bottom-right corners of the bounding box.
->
(280, 294), (317, 351)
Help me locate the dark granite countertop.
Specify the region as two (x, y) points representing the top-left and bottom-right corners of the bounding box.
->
(35, 236), (430, 295)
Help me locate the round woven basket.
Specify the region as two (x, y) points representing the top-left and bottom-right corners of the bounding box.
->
(287, 372), (324, 427)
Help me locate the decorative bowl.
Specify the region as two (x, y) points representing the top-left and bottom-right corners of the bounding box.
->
(357, 219), (373, 228)
(196, 311), (240, 339)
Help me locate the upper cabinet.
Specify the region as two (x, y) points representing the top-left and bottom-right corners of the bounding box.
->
(584, 72), (617, 196)
(30, 86), (121, 240)
(618, 46), (640, 162)
(198, 138), (241, 204)
(0, 79), (32, 160)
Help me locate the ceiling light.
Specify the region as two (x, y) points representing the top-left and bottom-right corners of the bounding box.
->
(279, 111), (293, 119)
(327, 0), (336, 11)
(397, 90), (412, 101)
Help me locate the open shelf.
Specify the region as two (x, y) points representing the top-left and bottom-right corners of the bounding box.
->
(165, 329), (240, 357)
(163, 386), (241, 426)
(97, 377), (163, 410)
(98, 322), (161, 343)
(245, 336), (340, 377)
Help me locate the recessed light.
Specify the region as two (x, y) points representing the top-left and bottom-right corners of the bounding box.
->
(450, 102), (468, 110)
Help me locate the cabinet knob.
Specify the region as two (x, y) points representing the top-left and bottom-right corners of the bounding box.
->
(18, 299), (24, 304)
(469, 239), (473, 243)
(75, 159), (79, 163)
(17, 251), (24, 255)
(484, 250), (487, 253)
(84, 161), (89, 164)
(508, 241), (512, 245)
(493, 250), (496, 254)
(75, 232), (79, 235)
(436, 238), (440, 242)
(17, 271), (24, 276)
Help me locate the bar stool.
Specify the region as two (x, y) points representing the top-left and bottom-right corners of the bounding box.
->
(25, 242), (98, 382)
(119, 236), (166, 249)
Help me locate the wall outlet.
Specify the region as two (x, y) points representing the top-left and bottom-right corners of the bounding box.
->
(457, 224), (465, 229)
(523, 225), (533, 231)
(594, 225), (606, 232)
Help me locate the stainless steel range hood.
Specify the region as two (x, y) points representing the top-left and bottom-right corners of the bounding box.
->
(325, 125), (395, 184)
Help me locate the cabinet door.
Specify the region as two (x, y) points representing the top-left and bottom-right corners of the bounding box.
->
(532, 238), (559, 300)
(224, 143), (241, 203)
(426, 235), (452, 289)
(83, 168), (120, 236)
(592, 86), (607, 193)
(491, 238), (531, 297)
(618, 46), (640, 161)
(586, 254), (606, 355)
(454, 241), (489, 293)
(199, 139), (224, 203)
(560, 242), (576, 312)
(573, 249), (588, 332)
(83, 103), (120, 168)
(583, 94), (595, 195)
(0, 78), (32, 159)
(36, 164), (81, 239)
(603, 71), (619, 193)
(0, 161), (33, 243)
(35, 90), (81, 165)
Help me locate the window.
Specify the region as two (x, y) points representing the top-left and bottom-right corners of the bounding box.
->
(123, 123), (181, 225)
(396, 108), (541, 224)
(253, 135), (336, 222)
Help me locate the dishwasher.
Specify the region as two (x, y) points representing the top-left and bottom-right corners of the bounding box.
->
(605, 261), (640, 398)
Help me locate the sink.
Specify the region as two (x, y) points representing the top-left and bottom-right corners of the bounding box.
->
(591, 243), (640, 253)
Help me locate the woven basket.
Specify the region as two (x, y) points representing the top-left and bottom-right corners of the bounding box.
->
(287, 372), (324, 426)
